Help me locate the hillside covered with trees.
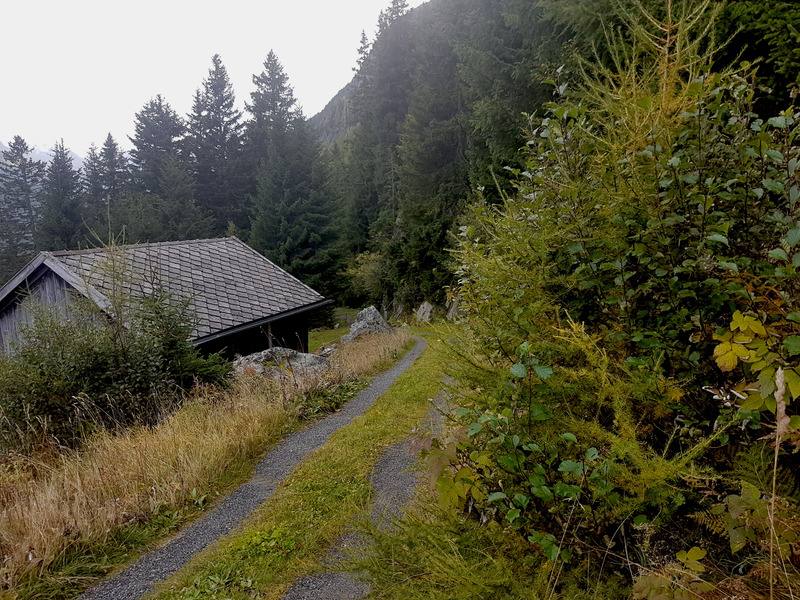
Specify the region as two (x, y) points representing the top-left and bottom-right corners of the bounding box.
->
(3, 0), (796, 307)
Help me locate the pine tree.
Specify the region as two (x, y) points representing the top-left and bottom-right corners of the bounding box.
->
(37, 140), (85, 250)
(185, 54), (246, 233)
(129, 95), (186, 195)
(0, 136), (45, 263)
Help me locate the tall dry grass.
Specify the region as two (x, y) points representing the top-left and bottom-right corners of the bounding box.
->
(0, 330), (412, 591)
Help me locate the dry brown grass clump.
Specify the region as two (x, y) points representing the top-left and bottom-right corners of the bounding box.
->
(0, 329), (412, 591)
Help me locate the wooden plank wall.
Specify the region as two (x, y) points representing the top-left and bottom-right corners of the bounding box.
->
(0, 271), (73, 355)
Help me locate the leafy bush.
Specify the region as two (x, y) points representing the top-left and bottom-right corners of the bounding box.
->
(430, 0), (800, 596)
(0, 291), (229, 449)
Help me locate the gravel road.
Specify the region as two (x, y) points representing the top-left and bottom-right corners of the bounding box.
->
(78, 336), (427, 600)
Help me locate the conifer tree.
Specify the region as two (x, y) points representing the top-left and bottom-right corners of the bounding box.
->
(37, 140), (85, 250)
(246, 52), (338, 291)
(129, 95), (186, 195)
(185, 54), (246, 233)
(98, 133), (129, 202)
(0, 136), (45, 264)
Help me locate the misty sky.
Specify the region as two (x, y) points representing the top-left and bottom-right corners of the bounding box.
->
(1, 0), (425, 157)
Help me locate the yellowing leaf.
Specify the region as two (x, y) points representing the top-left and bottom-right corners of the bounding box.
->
(739, 392), (764, 411)
(784, 368), (800, 400)
(713, 341), (732, 358)
(731, 344), (750, 359)
(715, 350), (739, 372)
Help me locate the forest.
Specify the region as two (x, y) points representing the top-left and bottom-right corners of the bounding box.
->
(2, 0), (800, 597)
(1, 0), (797, 307)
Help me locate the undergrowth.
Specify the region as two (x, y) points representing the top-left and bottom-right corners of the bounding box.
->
(0, 330), (411, 599)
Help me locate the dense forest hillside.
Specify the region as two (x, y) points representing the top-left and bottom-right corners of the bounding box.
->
(1, 0), (798, 308)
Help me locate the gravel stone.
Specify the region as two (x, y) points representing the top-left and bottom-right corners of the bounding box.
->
(78, 337), (427, 600)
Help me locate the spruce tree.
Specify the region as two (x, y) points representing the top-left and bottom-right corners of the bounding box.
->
(0, 136), (45, 267)
(185, 54), (246, 233)
(129, 95), (186, 195)
(37, 140), (85, 250)
(247, 52), (338, 291)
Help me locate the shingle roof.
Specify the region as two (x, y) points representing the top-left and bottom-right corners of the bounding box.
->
(48, 237), (326, 341)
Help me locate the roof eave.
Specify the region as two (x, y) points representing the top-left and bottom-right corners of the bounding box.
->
(192, 298), (334, 348)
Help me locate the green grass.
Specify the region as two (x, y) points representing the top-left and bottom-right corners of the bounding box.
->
(146, 337), (447, 600)
(308, 307), (360, 352)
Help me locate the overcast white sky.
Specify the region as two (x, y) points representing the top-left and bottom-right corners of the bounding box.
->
(1, 0), (426, 158)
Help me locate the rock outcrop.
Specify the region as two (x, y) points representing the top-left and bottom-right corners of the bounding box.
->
(233, 347), (330, 377)
(341, 306), (392, 343)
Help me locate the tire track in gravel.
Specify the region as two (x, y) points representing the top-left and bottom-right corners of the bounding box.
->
(79, 336), (427, 600)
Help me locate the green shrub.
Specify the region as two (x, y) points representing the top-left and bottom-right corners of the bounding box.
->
(0, 293), (229, 449)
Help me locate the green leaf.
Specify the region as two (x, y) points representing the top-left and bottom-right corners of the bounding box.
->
(770, 248), (789, 261)
(466, 422), (483, 437)
(768, 115), (789, 128)
(513, 493), (531, 508)
(543, 542), (560, 561)
(789, 415), (800, 430)
(533, 365), (553, 379)
(497, 454), (523, 473)
(558, 460), (584, 476)
(783, 336), (800, 356)
(730, 527), (748, 553)
(763, 178), (785, 193)
(633, 515), (649, 525)
(561, 432), (578, 444)
(585, 447), (599, 462)
(487, 492), (507, 502)
(786, 227), (800, 247)
(707, 233), (729, 246)
(510, 363), (527, 378)
(506, 508), (521, 523)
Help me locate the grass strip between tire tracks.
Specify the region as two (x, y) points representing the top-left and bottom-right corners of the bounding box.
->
(146, 336), (446, 600)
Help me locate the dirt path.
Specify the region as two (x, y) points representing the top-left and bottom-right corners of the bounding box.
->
(78, 337), (427, 600)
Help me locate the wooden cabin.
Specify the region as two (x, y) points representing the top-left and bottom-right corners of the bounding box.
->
(0, 237), (331, 357)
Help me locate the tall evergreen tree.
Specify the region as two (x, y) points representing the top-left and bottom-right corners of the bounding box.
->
(129, 95), (186, 195)
(247, 52), (337, 292)
(0, 136), (45, 268)
(377, 0), (409, 33)
(186, 54), (246, 233)
(99, 134), (129, 200)
(37, 140), (85, 250)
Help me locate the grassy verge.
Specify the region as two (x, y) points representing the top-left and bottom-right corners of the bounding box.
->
(0, 330), (411, 599)
(146, 335), (446, 600)
(308, 307), (360, 352)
